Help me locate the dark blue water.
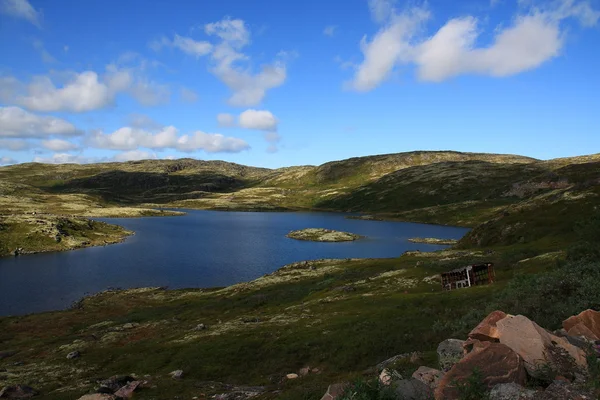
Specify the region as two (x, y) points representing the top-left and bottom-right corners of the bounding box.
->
(0, 210), (469, 316)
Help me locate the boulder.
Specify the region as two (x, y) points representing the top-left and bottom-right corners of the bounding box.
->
(97, 376), (135, 393)
(393, 379), (432, 400)
(67, 351), (80, 359)
(77, 395), (116, 400)
(169, 370), (183, 379)
(469, 310), (508, 342)
(286, 373), (299, 379)
(567, 323), (599, 342)
(299, 367), (310, 376)
(411, 366), (444, 389)
(497, 315), (587, 379)
(379, 369), (392, 386)
(437, 339), (465, 371)
(562, 309), (600, 341)
(489, 383), (535, 400)
(113, 381), (140, 398)
(320, 383), (348, 400)
(435, 341), (527, 400)
(531, 380), (596, 399)
(0, 385), (38, 398)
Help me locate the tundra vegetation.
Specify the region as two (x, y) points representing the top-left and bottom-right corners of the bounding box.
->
(0, 150), (599, 399)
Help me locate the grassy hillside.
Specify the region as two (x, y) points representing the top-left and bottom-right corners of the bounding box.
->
(1, 151), (599, 398)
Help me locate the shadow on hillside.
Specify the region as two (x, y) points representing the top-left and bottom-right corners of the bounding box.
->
(45, 170), (250, 204)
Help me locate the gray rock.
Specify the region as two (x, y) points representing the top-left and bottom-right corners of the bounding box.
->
(437, 338), (465, 371)
(67, 351), (80, 359)
(169, 370), (183, 379)
(393, 378), (432, 400)
(320, 383), (348, 400)
(489, 383), (535, 400)
(411, 366), (444, 389)
(193, 323), (207, 331)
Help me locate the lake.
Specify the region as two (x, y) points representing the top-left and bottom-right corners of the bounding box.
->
(0, 210), (469, 316)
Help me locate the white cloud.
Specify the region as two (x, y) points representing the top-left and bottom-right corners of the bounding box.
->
(349, 8), (429, 91)
(42, 138), (79, 151)
(2, 64), (171, 112)
(0, 138), (31, 150)
(176, 131), (250, 153)
(180, 87), (199, 103)
(238, 109), (278, 131)
(349, 0), (599, 90)
(150, 35), (213, 57)
(217, 113), (236, 127)
(205, 17), (250, 46)
(0, 106), (80, 138)
(33, 153), (96, 164)
(151, 17), (288, 107)
(112, 150), (157, 162)
(0, 0), (41, 27)
(17, 72), (113, 112)
(324, 25), (337, 36)
(89, 125), (249, 154)
(0, 156), (17, 165)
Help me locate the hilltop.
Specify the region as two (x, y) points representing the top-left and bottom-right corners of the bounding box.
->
(1, 150), (598, 256)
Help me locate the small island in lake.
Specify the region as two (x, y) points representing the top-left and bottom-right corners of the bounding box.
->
(408, 237), (458, 245)
(286, 228), (363, 242)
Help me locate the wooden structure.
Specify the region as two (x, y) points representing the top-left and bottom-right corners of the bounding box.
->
(441, 263), (495, 291)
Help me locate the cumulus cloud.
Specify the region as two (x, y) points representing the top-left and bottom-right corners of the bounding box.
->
(0, 106), (81, 138)
(238, 109), (278, 131)
(89, 125), (249, 153)
(348, 0), (599, 90)
(350, 7), (429, 91)
(217, 113), (236, 127)
(176, 131), (250, 153)
(42, 138), (79, 151)
(0, 156), (17, 165)
(0, 0), (41, 27)
(324, 25), (337, 36)
(1, 64), (171, 112)
(150, 34), (213, 57)
(16, 72), (114, 112)
(33, 153), (96, 164)
(180, 87), (199, 103)
(112, 150), (157, 162)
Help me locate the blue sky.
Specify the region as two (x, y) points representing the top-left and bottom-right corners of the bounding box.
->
(0, 0), (599, 168)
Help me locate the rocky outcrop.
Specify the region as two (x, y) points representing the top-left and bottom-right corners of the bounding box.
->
(468, 310), (508, 342)
(435, 341), (527, 400)
(286, 228), (362, 242)
(496, 315), (588, 379)
(563, 309), (600, 341)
